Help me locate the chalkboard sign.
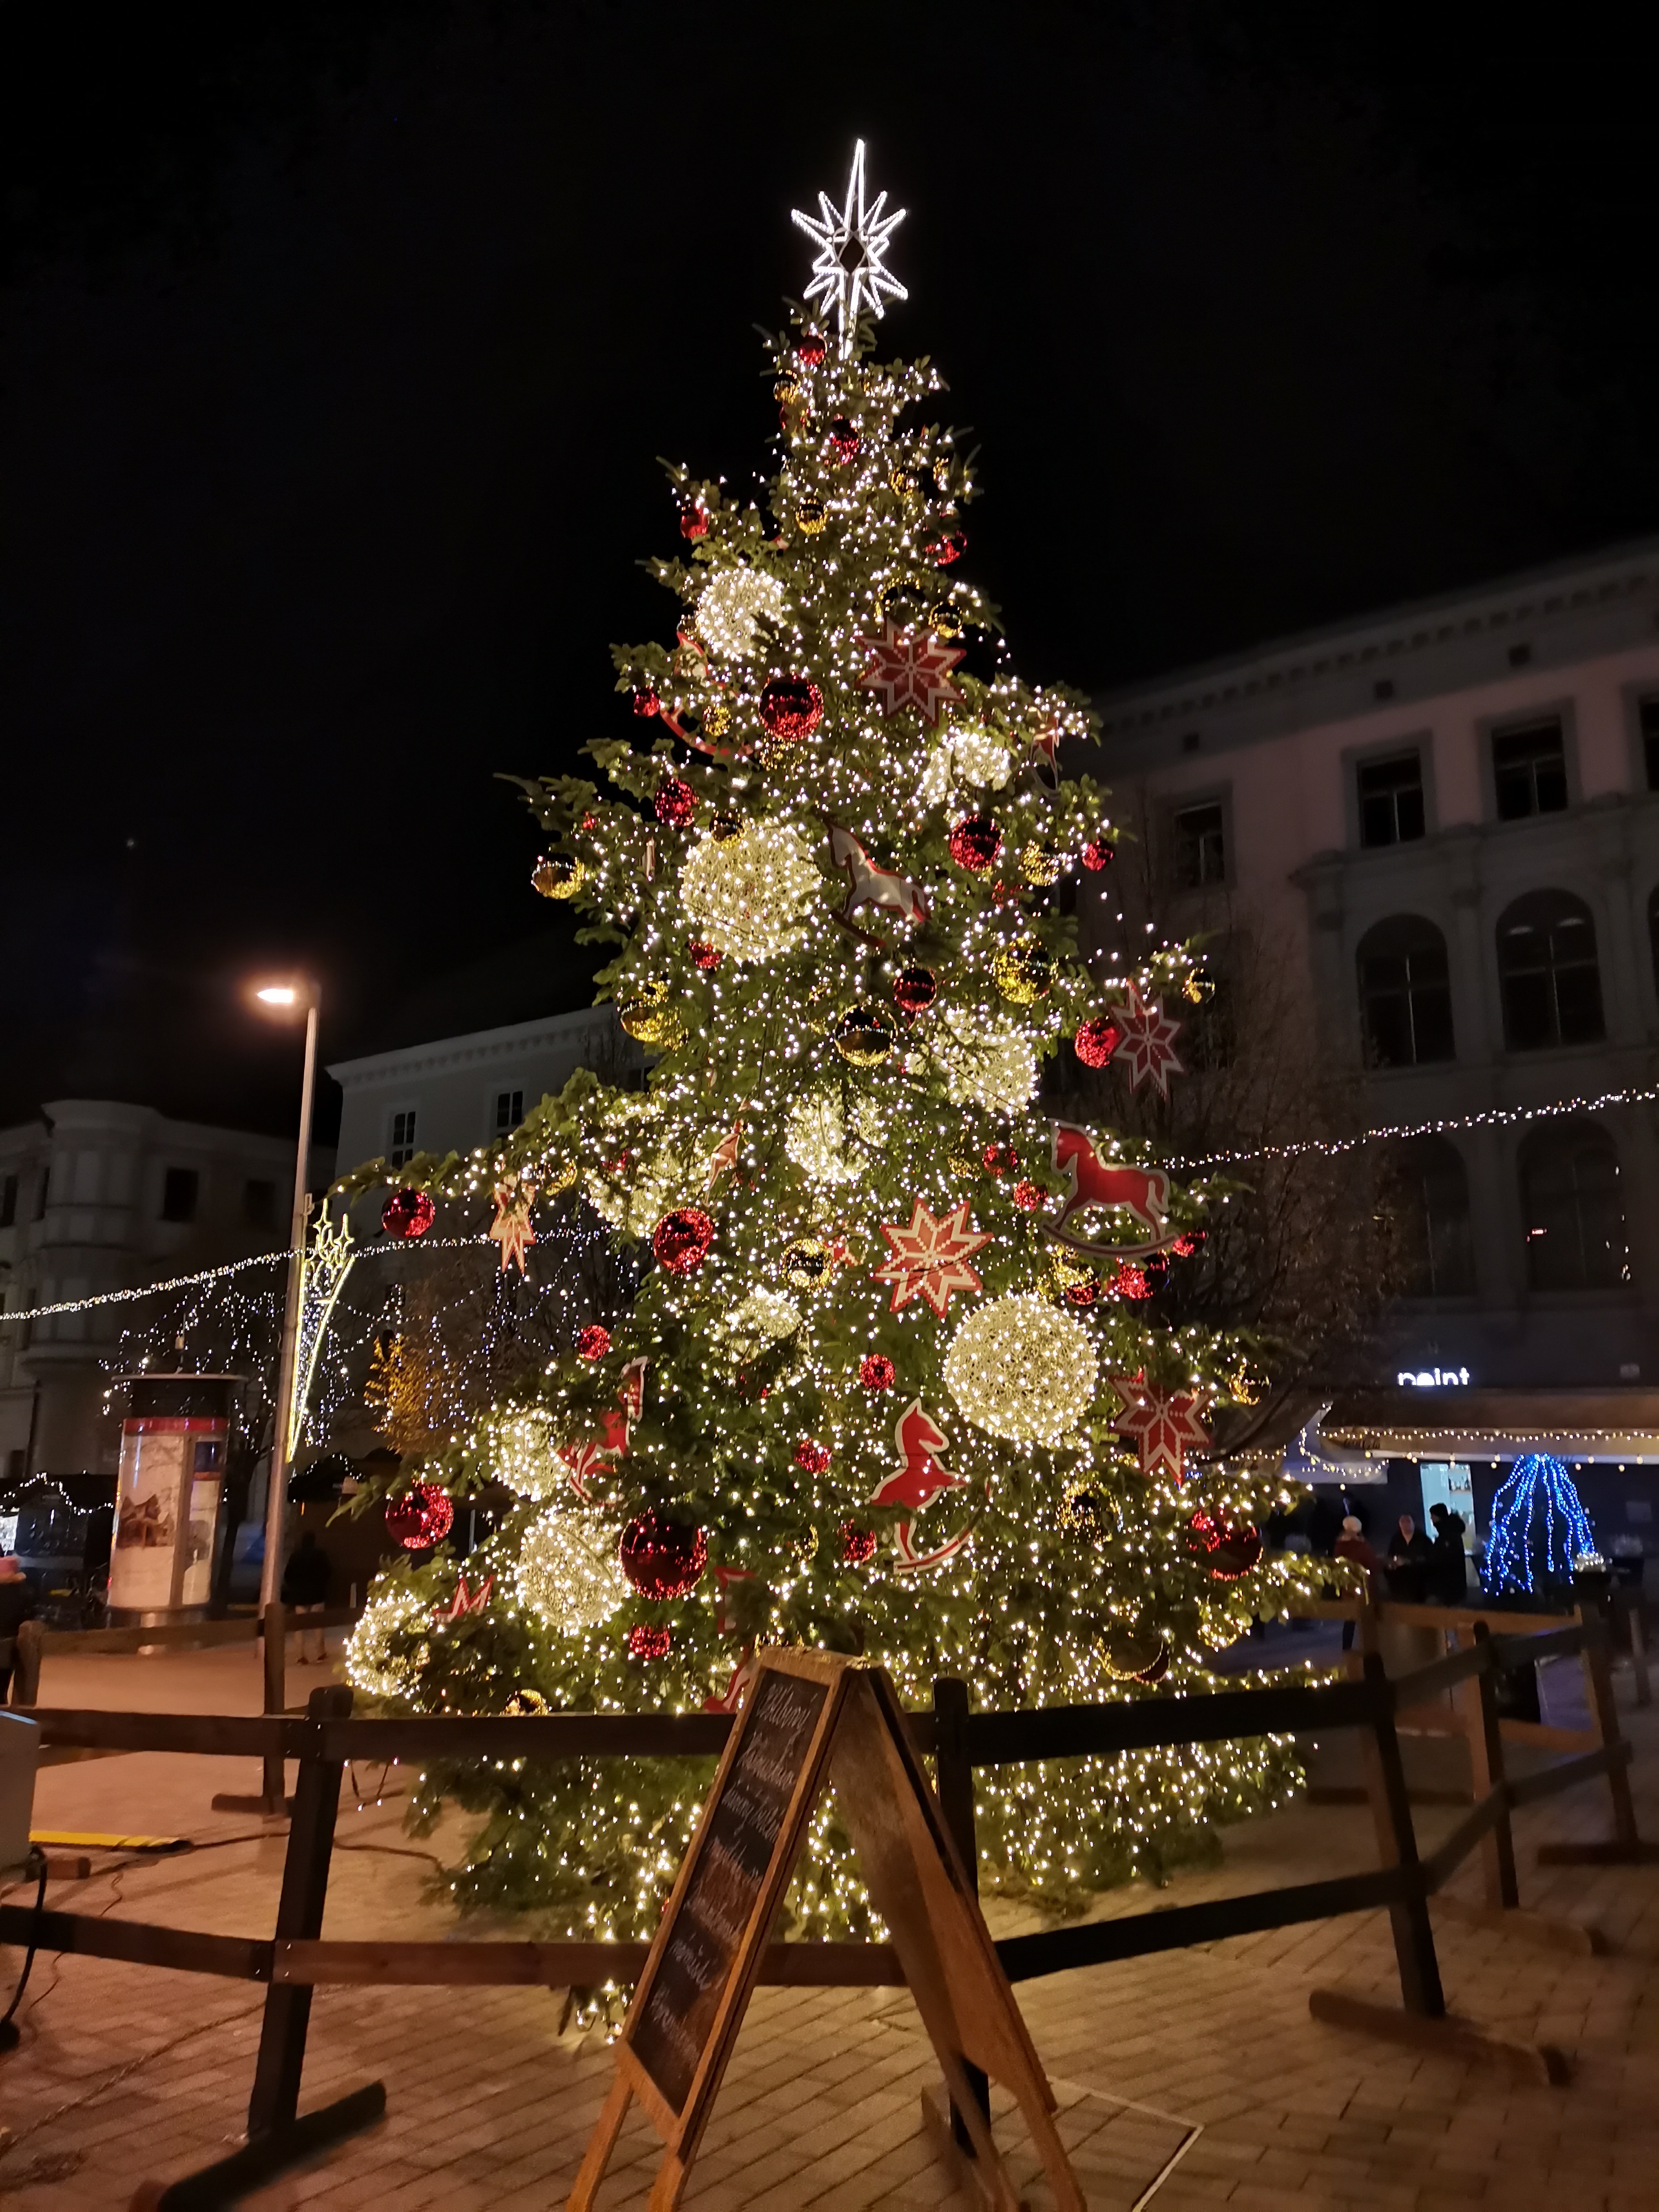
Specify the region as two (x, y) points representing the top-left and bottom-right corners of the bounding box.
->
(630, 1667), (829, 2116)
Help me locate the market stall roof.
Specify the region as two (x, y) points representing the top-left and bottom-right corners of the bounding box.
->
(1321, 1389), (1659, 1463)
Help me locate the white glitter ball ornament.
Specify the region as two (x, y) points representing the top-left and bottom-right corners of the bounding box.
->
(517, 1506), (628, 1630)
(696, 567), (788, 659)
(784, 1087), (885, 1185)
(929, 1008), (1039, 1115)
(680, 820), (820, 961)
(944, 1293), (1097, 1445)
(345, 1583), (430, 1699)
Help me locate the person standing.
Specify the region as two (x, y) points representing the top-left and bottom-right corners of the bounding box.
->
(1334, 1516), (1381, 1650)
(1428, 1501), (1470, 1606)
(1386, 1514), (1433, 1604)
(0, 1554), (38, 1705)
(280, 1530), (332, 1665)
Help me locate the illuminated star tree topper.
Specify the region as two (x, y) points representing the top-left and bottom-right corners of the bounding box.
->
(791, 138), (907, 356)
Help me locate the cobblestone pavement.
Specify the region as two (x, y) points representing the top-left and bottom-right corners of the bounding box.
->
(3, 1645), (1659, 2208)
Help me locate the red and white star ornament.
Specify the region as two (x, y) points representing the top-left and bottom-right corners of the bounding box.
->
(868, 1399), (974, 1572)
(872, 1197), (992, 1318)
(1109, 982), (1185, 1098)
(488, 1184), (537, 1275)
(854, 619), (966, 729)
(437, 1573), (493, 1623)
(1108, 1371), (1211, 1483)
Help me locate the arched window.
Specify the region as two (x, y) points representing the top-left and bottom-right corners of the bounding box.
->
(1497, 890), (1604, 1050)
(1519, 1123), (1627, 1291)
(1357, 916), (1455, 1067)
(1385, 1135), (1475, 1297)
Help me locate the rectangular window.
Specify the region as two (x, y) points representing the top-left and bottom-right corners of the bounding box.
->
(1641, 697), (1659, 792)
(0, 1174), (15, 1228)
(493, 1089), (525, 1138)
(1172, 802), (1225, 888)
(243, 1177), (276, 1227)
(1357, 751), (1425, 847)
(1493, 718), (1568, 820)
(34, 1168), (49, 1220)
(388, 1109), (418, 1168)
(160, 1166), (199, 1223)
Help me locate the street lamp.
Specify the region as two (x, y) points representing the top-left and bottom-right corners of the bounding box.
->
(247, 977), (320, 1803)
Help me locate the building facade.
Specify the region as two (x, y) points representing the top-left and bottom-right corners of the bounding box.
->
(1094, 538), (1659, 1392)
(0, 1100), (321, 1483)
(328, 1006), (640, 1179)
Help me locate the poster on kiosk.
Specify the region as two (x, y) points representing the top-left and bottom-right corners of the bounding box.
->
(109, 1374), (240, 1623)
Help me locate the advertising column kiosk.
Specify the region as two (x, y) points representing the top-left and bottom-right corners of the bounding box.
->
(108, 1373), (240, 1625)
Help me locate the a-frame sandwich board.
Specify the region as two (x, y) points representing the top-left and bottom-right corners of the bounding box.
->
(566, 1646), (1083, 2211)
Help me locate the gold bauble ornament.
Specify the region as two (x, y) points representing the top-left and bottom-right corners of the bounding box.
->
(1184, 967), (1216, 1005)
(774, 371), (802, 401)
(504, 1687), (550, 1715)
(709, 807), (743, 841)
(782, 1235), (830, 1290)
(1047, 1250), (1098, 1305)
(889, 463), (922, 505)
(532, 854), (586, 901)
(1019, 838), (1063, 887)
(540, 1159), (578, 1197)
(617, 980), (684, 1049)
(929, 601), (963, 639)
(1099, 1622), (1170, 1683)
(672, 643), (705, 681)
(831, 1003), (895, 1068)
(992, 935), (1054, 1004)
(1060, 1476), (1109, 1542)
(791, 1526), (820, 1562)
(795, 498), (827, 535)
(702, 701), (732, 739)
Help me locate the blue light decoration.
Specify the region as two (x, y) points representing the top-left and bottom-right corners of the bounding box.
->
(1483, 1453), (1597, 1597)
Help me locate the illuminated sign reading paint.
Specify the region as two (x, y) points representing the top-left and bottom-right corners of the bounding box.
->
(1396, 1366), (1471, 1387)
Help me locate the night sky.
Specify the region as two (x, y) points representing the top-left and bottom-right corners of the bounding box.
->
(3, 5), (1656, 1142)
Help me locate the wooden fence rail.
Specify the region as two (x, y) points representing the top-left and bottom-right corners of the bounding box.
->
(3, 1604), (1652, 2206)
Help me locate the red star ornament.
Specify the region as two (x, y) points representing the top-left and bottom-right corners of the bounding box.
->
(1110, 981), (1185, 1098)
(872, 1197), (991, 1318)
(1109, 1371), (1211, 1483)
(437, 1573), (493, 1622)
(488, 1185), (537, 1274)
(854, 619), (966, 729)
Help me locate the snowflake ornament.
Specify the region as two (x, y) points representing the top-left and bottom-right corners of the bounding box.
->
(792, 139), (907, 356)
(1111, 981), (1185, 1097)
(855, 619), (966, 729)
(1109, 1371), (1210, 1483)
(872, 1197), (992, 1318)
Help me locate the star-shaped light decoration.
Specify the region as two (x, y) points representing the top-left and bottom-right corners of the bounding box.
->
(437, 1573), (493, 1623)
(488, 1184), (537, 1275)
(1108, 1371), (1211, 1483)
(1110, 981), (1185, 1098)
(792, 139), (907, 357)
(872, 1197), (992, 1318)
(855, 620), (966, 729)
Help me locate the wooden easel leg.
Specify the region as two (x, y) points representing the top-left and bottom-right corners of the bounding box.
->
(647, 2151), (692, 2210)
(1012, 2082), (1087, 2212)
(565, 2073), (632, 2212)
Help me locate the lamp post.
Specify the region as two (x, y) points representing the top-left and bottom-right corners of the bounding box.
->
(235, 979), (320, 1812)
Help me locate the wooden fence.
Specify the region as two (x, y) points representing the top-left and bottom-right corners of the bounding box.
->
(2, 1606), (1652, 2206)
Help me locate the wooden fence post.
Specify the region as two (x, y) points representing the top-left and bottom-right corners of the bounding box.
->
(1470, 1621), (1519, 1911)
(247, 1684), (351, 2137)
(1624, 1589), (1652, 1709)
(1357, 1652), (1446, 2019)
(1581, 1608), (1639, 1854)
(261, 1601), (288, 1808)
(931, 1676), (990, 2159)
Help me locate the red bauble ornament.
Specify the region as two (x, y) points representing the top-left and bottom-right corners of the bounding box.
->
(948, 815), (1002, 872)
(758, 676), (823, 743)
(1172, 1231), (1204, 1258)
(828, 416), (860, 462)
(654, 776), (697, 826)
(384, 1483), (454, 1551)
(1013, 1180), (1043, 1212)
(794, 1437), (832, 1475)
(859, 1353), (896, 1391)
(982, 1143), (1020, 1178)
(575, 1324), (611, 1361)
(628, 1623), (672, 1660)
(1081, 838), (1113, 872)
(619, 1511), (708, 1601)
(688, 938), (722, 972)
(680, 507), (709, 540)
(839, 1522), (878, 1567)
(1063, 1276), (1099, 1310)
(891, 966), (937, 1017)
(930, 530), (967, 566)
(653, 1207), (714, 1275)
(632, 688), (660, 717)
(1073, 1017), (1123, 1070)
(1113, 1262), (1152, 1300)
(382, 1187), (435, 1241)
(797, 334), (827, 367)
(1185, 1510), (1262, 1581)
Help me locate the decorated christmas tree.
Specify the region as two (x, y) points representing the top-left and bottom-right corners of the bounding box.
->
(341, 145), (1324, 1963)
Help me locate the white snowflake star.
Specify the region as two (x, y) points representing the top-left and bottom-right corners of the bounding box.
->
(791, 139), (907, 356)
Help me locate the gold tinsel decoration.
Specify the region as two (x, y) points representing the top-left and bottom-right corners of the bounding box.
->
(364, 1331), (450, 1457)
